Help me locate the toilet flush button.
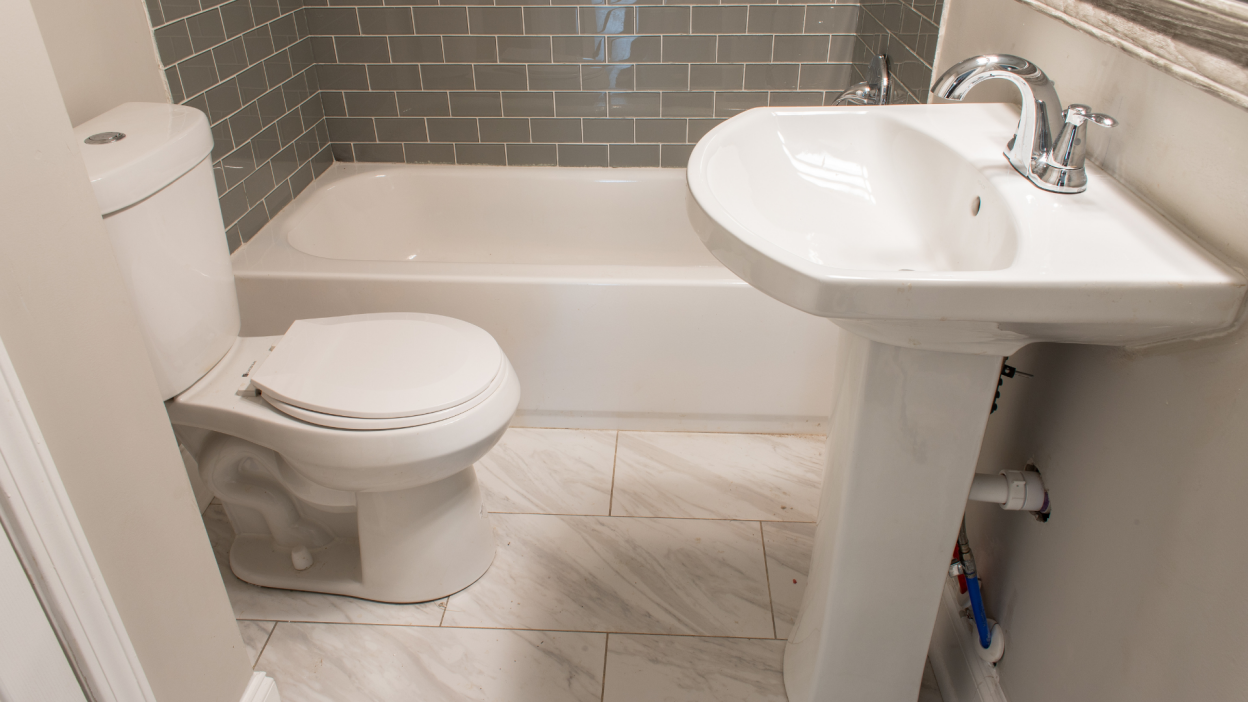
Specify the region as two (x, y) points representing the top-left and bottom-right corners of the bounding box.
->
(84, 131), (126, 145)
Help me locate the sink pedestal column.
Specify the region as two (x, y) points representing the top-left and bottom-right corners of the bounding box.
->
(784, 331), (1002, 702)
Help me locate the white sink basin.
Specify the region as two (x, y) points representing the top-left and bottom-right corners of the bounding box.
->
(687, 103), (1244, 354)
(686, 103), (1246, 702)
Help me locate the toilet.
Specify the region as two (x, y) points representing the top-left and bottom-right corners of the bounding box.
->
(74, 102), (519, 603)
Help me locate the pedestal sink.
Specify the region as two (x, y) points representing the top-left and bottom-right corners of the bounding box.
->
(685, 103), (1245, 702)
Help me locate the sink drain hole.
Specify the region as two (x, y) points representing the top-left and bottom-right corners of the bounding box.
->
(970, 196), (982, 216)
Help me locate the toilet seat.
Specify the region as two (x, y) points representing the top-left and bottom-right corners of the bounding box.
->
(250, 312), (504, 429)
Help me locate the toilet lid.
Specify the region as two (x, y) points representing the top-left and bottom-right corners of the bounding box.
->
(249, 313), (503, 420)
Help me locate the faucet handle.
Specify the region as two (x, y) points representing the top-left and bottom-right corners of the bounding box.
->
(1064, 104), (1117, 129)
(1038, 104), (1116, 192)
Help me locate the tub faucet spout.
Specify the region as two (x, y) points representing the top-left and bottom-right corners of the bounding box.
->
(932, 55), (1115, 194)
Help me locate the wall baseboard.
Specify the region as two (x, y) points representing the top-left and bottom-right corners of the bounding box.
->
(928, 579), (1008, 702)
(240, 672), (281, 702)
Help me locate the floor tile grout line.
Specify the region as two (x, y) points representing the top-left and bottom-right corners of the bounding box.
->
(252, 621), (278, 669)
(487, 509), (815, 525)
(600, 632), (611, 702)
(758, 520), (779, 640)
(439, 596), (449, 626)
(236, 618), (786, 641)
(607, 430), (619, 517)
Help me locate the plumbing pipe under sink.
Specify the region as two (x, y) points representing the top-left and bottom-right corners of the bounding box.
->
(968, 469), (1048, 512)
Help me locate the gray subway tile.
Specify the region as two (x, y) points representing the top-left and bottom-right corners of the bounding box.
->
(744, 63), (799, 90)
(450, 92), (503, 116)
(397, 93), (452, 118)
(525, 7), (579, 34)
(272, 141), (300, 184)
(210, 120), (233, 162)
(236, 203), (270, 243)
(687, 118), (725, 142)
(528, 64), (581, 90)
(661, 91), (714, 117)
(375, 117), (428, 141)
(331, 142), (354, 163)
(417, 64), (474, 89)
(242, 25), (275, 64)
(609, 144), (659, 167)
(186, 10), (227, 54)
(770, 90), (825, 106)
(354, 142), (406, 162)
(608, 35), (660, 63)
(288, 162), (314, 199)
(390, 36), (444, 63)
(715, 91), (768, 117)
(251, 0), (280, 25)
(178, 52), (220, 97)
(167, 66), (185, 103)
(263, 51), (293, 86)
(499, 36), (552, 63)
(798, 63), (851, 90)
(257, 89), (287, 127)
(251, 124), (282, 167)
(154, 22), (193, 66)
(608, 91), (660, 117)
(636, 64), (688, 90)
(580, 7), (632, 35)
(829, 34), (857, 63)
(405, 143), (457, 164)
(289, 38), (315, 74)
(219, 184), (248, 227)
(207, 80), (243, 123)
(160, 0), (200, 23)
(335, 36), (390, 63)
(661, 143), (695, 168)
(474, 64), (527, 90)
(468, 7), (525, 34)
(530, 117), (582, 142)
(305, 8), (360, 35)
(368, 64), (423, 89)
(271, 14), (298, 51)
(583, 118), (634, 143)
(478, 117), (531, 142)
(264, 181), (294, 215)
(345, 91), (399, 116)
(221, 1), (255, 39)
(805, 5), (859, 34)
(773, 34), (829, 62)
(690, 63), (743, 90)
(692, 6), (747, 34)
(456, 144), (507, 165)
(635, 118), (686, 143)
(663, 35), (716, 62)
(502, 91), (555, 116)
(716, 35), (772, 62)
(444, 36), (497, 63)
(637, 6), (689, 34)
(221, 141), (256, 188)
(582, 64), (634, 90)
(427, 117), (480, 142)
(311, 36), (337, 63)
(555, 91), (606, 117)
(243, 162), (276, 207)
(507, 144), (558, 166)
(412, 7), (469, 34)
(747, 5), (804, 33)
(558, 144), (608, 167)
(551, 36), (604, 63)
(358, 7), (414, 34)
(320, 90), (347, 116)
(276, 109), (305, 145)
(327, 117), (377, 141)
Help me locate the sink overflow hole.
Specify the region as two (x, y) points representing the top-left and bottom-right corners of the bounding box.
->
(970, 196), (982, 216)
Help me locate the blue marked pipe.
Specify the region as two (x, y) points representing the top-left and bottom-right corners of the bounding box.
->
(957, 519), (993, 649)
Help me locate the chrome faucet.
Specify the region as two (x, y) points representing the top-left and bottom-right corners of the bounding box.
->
(833, 55), (890, 106)
(932, 55), (1116, 194)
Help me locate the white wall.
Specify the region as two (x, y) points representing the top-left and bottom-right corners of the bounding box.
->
(28, 0), (168, 126)
(934, 1), (1248, 701)
(0, 1), (254, 701)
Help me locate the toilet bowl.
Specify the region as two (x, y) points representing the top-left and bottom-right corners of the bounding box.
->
(75, 103), (519, 603)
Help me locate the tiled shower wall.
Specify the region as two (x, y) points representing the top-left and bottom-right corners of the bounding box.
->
(144, 0), (332, 251)
(308, 1), (864, 168)
(852, 0), (943, 103)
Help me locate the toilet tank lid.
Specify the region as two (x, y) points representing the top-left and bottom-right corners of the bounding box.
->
(73, 102), (214, 215)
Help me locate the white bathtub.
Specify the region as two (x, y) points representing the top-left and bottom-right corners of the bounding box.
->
(232, 163), (839, 433)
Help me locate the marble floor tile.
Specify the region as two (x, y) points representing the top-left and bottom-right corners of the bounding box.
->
(919, 658), (943, 702)
(476, 428), (617, 516)
(762, 521), (817, 639)
(238, 620), (275, 667)
(203, 506), (445, 626)
(258, 623), (605, 702)
(611, 432), (824, 521)
(602, 634), (787, 702)
(443, 513), (774, 637)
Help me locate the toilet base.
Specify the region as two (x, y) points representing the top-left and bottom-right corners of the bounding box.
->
(228, 468), (497, 603)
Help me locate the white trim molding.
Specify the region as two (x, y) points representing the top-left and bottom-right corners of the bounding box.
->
(0, 335), (156, 702)
(240, 672), (282, 702)
(928, 578), (1009, 702)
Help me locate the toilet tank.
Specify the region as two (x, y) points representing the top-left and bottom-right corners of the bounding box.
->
(75, 103), (241, 400)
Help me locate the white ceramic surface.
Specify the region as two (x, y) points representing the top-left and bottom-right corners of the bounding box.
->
(232, 163), (841, 434)
(687, 103), (1245, 354)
